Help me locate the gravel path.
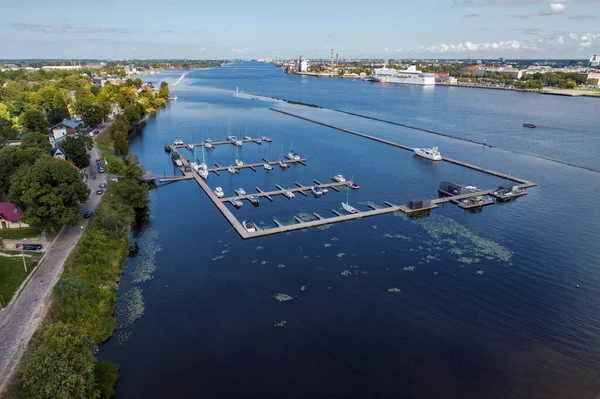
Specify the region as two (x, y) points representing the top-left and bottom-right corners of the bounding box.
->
(0, 144), (107, 394)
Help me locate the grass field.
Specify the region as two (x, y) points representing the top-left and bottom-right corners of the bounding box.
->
(0, 228), (42, 240)
(0, 253), (40, 307)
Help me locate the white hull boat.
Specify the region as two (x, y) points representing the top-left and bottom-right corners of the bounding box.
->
(264, 163), (272, 171)
(173, 139), (184, 145)
(283, 190), (295, 199)
(214, 187), (224, 198)
(414, 146), (442, 161)
(235, 159), (244, 166)
(342, 202), (358, 214)
(332, 175), (346, 183)
(228, 166), (236, 174)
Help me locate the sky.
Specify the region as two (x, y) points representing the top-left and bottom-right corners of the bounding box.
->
(0, 0), (599, 59)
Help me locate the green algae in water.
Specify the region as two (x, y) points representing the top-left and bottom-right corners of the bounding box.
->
(212, 255), (226, 261)
(261, 260), (269, 265)
(317, 225), (332, 230)
(256, 246), (263, 250)
(331, 237), (339, 241)
(388, 288), (401, 293)
(274, 321), (287, 327)
(130, 229), (161, 284)
(275, 293), (293, 302)
(336, 253), (346, 258)
(324, 243), (332, 248)
(221, 249), (229, 254)
(372, 224), (378, 230)
(382, 233), (410, 240)
(476, 270), (484, 275)
(458, 257), (480, 264)
(340, 269), (351, 276)
(278, 263), (286, 268)
(300, 285), (307, 291)
(403, 266), (416, 271)
(116, 287), (145, 330)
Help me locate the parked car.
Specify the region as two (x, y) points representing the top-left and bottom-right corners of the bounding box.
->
(98, 167), (105, 173)
(98, 182), (107, 188)
(96, 188), (104, 195)
(83, 210), (94, 218)
(22, 244), (42, 251)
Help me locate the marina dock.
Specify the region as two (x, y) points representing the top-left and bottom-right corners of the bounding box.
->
(171, 137), (271, 150)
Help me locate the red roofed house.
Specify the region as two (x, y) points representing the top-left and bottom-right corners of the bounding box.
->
(0, 202), (29, 230)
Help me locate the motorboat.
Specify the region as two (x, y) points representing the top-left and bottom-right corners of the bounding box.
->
(523, 123), (537, 128)
(332, 174), (346, 183)
(235, 188), (246, 196)
(173, 139), (184, 145)
(204, 142), (213, 149)
(227, 135), (236, 142)
(175, 160), (183, 167)
(214, 187), (224, 198)
(205, 138), (212, 143)
(263, 163), (273, 171)
(164, 145), (172, 152)
(342, 202), (359, 214)
(232, 197), (243, 208)
(235, 159), (244, 167)
(248, 195), (260, 206)
(283, 190), (295, 199)
(319, 187), (329, 194)
(311, 186), (323, 197)
(234, 139), (243, 147)
(243, 135), (252, 140)
(414, 146), (442, 161)
(286, 151), (301, 161)
(279, 160), (289, 169)
(185, 144), (194, 151)
(242, 220), (256, 233)
(198, 167), (208, 179)
(348, 182), (360, 190)
(228, 165), (236, 174)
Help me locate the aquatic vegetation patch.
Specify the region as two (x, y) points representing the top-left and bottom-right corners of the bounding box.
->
(388, 287), (402, 293)
(476, 270), (484, 275)
(116, 287), (145, 330)
(317, 224), (332, 230)
(131, 229), (161, 284)
(382, 233), (410, 240)
(275, 293), (293, 302)
(336, 253), (346, 258)
(340, 269), (351, 276)
(252, 259), (257, 264)
(426, 254), (441, 262)
(300, 285), (307, 291)
(403, 266), (416, 271)
(371, 224), (378, 230)
(331, 237), (339, 241)
(449, 248), (464, 256)
(256, 246), (263, 250)
(324, 243), (332, 248)
(458, 257), (480, 264)
(221, 249), (229, 254)
(278, 263), (286, 268)
(261, 260), (269, 265)
(274, 321), (287, 327)
(212, 255), (226, 261)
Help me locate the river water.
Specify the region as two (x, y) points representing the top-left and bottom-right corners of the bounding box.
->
(99, 63), (600, 399)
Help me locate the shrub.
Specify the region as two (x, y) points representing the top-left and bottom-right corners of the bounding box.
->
(95, 360), (120, 399)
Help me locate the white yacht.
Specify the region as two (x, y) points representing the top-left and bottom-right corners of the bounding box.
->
(414, 146), (442, 161)
(279, 160), (289, 169)
(368, 65), (436, 86)
(286, 152), (300, 161)
(228, 165), (236, 174)
(242, 220), (256, 233)
(235, 159), (244, 167)
(214, 187), (224, 198)
(185, 144), (194, 151)
(173, 139), (184, 145)
(342, 202), (359, 214)
(198, 167), (208, 179)
(283, 190), (295, 199)
(243, 135), (252, 140)
(227, 135), (235, 142)
(311, 187), (323, 197)
(332, 175), (346, 183)
(235, 188), (246, 196)
(263, 163), (273, 171)
(205, 141), (213, 149)
(234, 139), (243, 147)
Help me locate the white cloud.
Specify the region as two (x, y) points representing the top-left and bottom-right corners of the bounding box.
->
(539, 3), (566, 15)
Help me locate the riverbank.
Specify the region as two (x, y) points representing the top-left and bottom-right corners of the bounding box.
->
(438, 82), (600, 98)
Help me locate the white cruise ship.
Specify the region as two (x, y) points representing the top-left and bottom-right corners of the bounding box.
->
(369, 65), (435, 86)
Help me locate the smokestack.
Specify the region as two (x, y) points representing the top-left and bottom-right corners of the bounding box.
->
(336, 53), (339, 67)
(331, 48), (334, 66)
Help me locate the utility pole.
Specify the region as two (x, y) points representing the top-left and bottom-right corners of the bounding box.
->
(21, 246), (27, 273)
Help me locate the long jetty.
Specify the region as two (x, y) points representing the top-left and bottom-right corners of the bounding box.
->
(269, 108), (536, 190)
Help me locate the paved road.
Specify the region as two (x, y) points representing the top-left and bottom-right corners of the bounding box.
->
(0, 143), (107, 394)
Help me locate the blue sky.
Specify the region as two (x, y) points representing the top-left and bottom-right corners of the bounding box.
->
(1, 0), (599, 59)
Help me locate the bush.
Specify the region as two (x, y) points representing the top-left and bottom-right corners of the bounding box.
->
(95, 361), (120, 398)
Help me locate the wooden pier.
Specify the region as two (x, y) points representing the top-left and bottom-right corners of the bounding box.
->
(207, 158), (305, 173)
(158, 175), (193, 183)
(220, 181), (350, 202)
(171, 137), (271, 150)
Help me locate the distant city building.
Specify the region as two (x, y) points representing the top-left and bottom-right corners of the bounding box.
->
(298, 55), (308, 72)
(499, 57), (505, 63)
(590, 55), (600, 67)
(41, 65), (82, 71)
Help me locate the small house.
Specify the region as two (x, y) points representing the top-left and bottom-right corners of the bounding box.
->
(0, 202), (29, 230)
(51, 119), (81, 140)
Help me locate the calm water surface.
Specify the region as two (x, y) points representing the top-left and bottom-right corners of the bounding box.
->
(99, 63), (600, 399)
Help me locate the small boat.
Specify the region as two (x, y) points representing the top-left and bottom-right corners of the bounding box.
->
(205, 138), (213, 143)
(523, 123), (537, 128)
(264, 163), (273, 171)
(279, 160), (289, 169)
(169, 96), (178, 101)
(286, 151), (301, 161)
(242, 220), (256, 233)
(235, 159), (244, 167)
(319, 187), (329, 194)
(173, 139), (184, 145)
(283, 190), (295, 199)
(214, 187), (224, 198)
(175, 160), (183, 167)
(227, 135), (236, 142)
(164, 145), (172, 152)
(234, 139), (243, 147)
(243, 135), (252, 140)
(342, 202), (359, 214)
(311, 186), (323, 197)
(205, 142), (213, 149)
(332, 174), (346, 183)
(348, 182), (360, 190)
(235, 188), (246, 196)
(248, 195), (260, 206)
(414, 146), (442, 161)
(198, 167), (208, 179)
(228, 165), (236, 174)
(232, 197), (243, 208)
(185, 144), (194, 151)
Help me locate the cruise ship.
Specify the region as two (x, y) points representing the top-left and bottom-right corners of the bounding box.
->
(368, 65), (435, 86)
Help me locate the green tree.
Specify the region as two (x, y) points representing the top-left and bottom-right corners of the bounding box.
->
(0, 118), (18, 145)
(8, 156), (90, 228)
(21, 108), (49, 133)
(20, 322), (99, 399)
(566, 79), (577, 89)
(124, 103), (143, 126)
(133, 78), (143, 89)
(47, 107), (70, 125)
(111, 114), (129, 154)
(158, 81), (170, 100)
(95, 361), (120, 399)
(61, 135), (93, 169)
(83, 105), (104, 128)
(0, 147), (47, 194)
(90, 85), (101, 96)
(52, 91), (69, 109)
(21, 131), (51, 151)
(113, 178), (149, 209)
